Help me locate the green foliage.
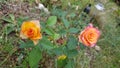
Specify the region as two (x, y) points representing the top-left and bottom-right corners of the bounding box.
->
(57, 59), (67, 68)
(67, 36), (78, 50)
(39, 36), (55, 50)
(4, 24), (16, 34)
(2, 14), (15, 23)
(29, 46), (42, 68)
(53, 46), (64, 55)
(64, 60), (74, 68)
(67, 49), (78, 58)
(68, 28), (79, 33)
(62, 17), (70, 28)
(20, 40), (34, 48)
(44, 27), (55, 35)
(46, 16), (57, 27)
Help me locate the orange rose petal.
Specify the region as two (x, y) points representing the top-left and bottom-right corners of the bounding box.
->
(79, 31), (88, 46)
(85, 29), (97, 43)
(32, 39), (39, 45)
(85, 32), (97, 46)
(31, 33), (42, 40)
(30, 20), (41, 31)
(82, 30), (90, 45)
(20, 31), (28, 39)
(82, 37), (89, 46)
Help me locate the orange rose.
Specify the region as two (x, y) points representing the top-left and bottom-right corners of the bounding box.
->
(20, 20), (42, 45)
(78, 24), (100, 47)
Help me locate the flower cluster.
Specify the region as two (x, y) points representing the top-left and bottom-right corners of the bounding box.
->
(20, 20), (100, 47)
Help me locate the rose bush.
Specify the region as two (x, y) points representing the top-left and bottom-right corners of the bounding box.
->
(19, 12), (101, 68)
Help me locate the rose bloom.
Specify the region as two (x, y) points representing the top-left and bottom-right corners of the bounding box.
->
(20, 20), (42, 45)
(78, 24), (100, 47)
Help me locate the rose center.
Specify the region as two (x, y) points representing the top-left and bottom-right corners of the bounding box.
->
(27, 28), (35, 37)
(88, 33), (96, 41)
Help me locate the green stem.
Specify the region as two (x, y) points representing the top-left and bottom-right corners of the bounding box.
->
(55, 58), (58, 68)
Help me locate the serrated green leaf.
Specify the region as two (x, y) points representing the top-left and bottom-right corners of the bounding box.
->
(67, 49), (78, 58)
(44, 27), (55, 35)
(40, 37), (54, 50)
(59, 29), (67, 36)
(40, 21), (46, 28)
(67, 36), (78, 50)
(79, 42), (86, 50)
(64, 60), (74, 68)
(62, 17), (70, 28)
(19, 40), (34, 48)
(53, 47), (64, 55)
(46, 16), (57, 26)
(51, 8), (67, 17)
(69, 28), (79, 33)
(29, 46), (42, 68)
